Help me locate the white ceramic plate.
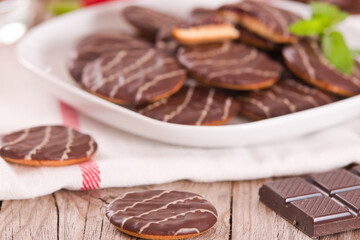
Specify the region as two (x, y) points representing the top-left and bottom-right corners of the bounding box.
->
(17, 0), (360, 147)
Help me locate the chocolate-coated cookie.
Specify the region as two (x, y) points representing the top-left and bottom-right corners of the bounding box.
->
(82, 48), (186, 105)
(219, 1), (301, 43)
(106, 190), (218, 239)
(122, 6), (181, 42)
(283, 41), (360, 97)
(235, 25), (281, 51)
(68, 33), (151, 82)
(237, 78), (337, 120)
(177, 42), (282, 90)
(189, 8), (279, 51)
(172, 14), (239, 45)
(0, 125), (97, 166)
(138, 85), (240, 125)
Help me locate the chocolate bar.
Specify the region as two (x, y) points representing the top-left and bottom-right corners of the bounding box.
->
(259, 166), (360, 238)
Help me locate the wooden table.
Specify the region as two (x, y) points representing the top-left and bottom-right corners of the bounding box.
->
(1, 179), (360, 239)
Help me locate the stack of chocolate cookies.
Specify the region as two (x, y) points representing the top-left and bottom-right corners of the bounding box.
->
(68, 1), (360, 125)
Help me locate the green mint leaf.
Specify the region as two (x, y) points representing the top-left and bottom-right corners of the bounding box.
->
(311, 2), (349, 27)
(311, 2), (340, 18)
(289, 18), (326, 36)
(49, 2), (80, 16)
(321, 31), (354, 75)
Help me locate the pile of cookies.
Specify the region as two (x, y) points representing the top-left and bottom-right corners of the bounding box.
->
(68, 1), (360, 125)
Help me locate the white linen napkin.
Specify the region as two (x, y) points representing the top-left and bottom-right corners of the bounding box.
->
(1, 44), (360, 200)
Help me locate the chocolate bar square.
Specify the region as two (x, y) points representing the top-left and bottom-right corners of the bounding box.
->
(259, 166), (360, 238)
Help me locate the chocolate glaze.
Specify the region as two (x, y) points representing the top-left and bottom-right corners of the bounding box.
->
(138, 85), (240, 125)
(259, 166), (360, 238)
(81, 48), (186, 105)
(155, 27), (179, 55)
(106, 190), (218, 237)
(283, 41), (360, 96)
(235, 25), (281, 51)
(219, 1), (301, 41)
(178, 17), (226, 29)
(122, 6), (181, 42)
(68, 33), (151, 82)
(177, 42), (282, 90)
(190, 8), (218, 21)
(236, 78), (337, 120)
(292, 0), (360, 14)
(0, 125), (97, 161)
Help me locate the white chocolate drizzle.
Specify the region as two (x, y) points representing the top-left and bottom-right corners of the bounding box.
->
(1, 128), (30, 148)
(174, 228), (200, 235)
(109, 58), (174, 99)
(135, 69), (185, 103)
(89, 49), (155, 92)
(259, 4), (288, 34)
(138, 98), (168, 114)
(183, 41), (231, 59)
(295, 44), (316, 79)
(273, 84), (318, 107)
(195, 89), (215, 125)
(188, 49), (257, 67)
(265, 90), (296, 113)
(284, 79), (333, 103)
(208, 68), (278, 79)
(221, 97), (233, 121)
(139, 209), (217, 234)
(310, 42), (360, 88)
(119, 195), (206, 228)
(86, 138), (95, 157)
(241, 97), (271, 118)
(102, 51), (127, 73)
(163, 86), (195, 122)
(24, 126), (52, 161)
(60, 128), (74, 161)
(108, 190), (171, 219)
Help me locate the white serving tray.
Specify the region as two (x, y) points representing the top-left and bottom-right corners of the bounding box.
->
(17, 0), (360, 147)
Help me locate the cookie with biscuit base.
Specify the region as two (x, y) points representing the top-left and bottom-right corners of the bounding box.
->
(0, 125), (97, 166)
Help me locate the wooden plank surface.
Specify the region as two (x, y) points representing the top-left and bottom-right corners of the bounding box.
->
(0, 194), (58, 240)
(0, 181), (231, 240)
(3, 179), (360, 239)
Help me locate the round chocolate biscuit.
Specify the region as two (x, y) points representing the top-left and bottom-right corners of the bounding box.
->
(0, 125), (97, 166)
(68, 33), (151, 82)
(177, 42), (282, 90)
(106, 190), (218, 239)
(189, 8), (278, 51)
(172, 18), (239, 45)
(173, 8), (239, 45)
(219, 1), (301, 43)
(82, 48), (186, 105)
(283, 41), (360, 97)
(237, 78), (337, 120)
(122, 6), (181, 42)
(235, 25), (281, 51)
(138, 85), (240, 125)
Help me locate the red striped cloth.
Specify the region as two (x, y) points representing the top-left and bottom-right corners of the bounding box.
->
(60, 102), (101, 190)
